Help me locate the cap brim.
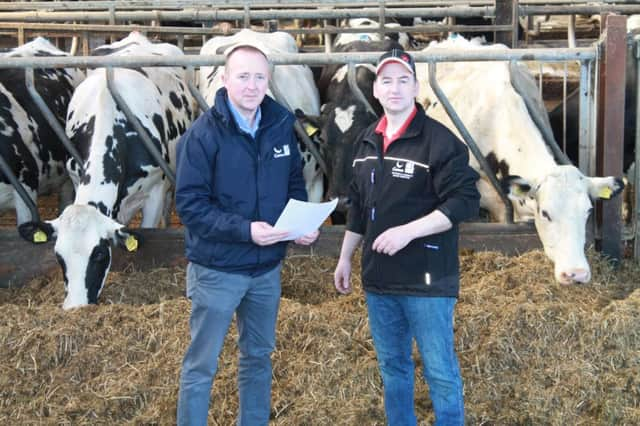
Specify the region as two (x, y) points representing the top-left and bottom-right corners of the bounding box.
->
(375, 57), (414, 75)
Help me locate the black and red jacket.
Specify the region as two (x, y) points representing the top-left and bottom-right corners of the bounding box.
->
(347, 103), (480, 297)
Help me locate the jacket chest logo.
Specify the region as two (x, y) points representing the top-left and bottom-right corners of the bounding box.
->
(273, 144), (291, 158)
(391, 160), (415, 179)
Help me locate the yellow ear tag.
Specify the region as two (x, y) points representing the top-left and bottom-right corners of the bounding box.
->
(303, 122), (318, 137)
(125, 235), (138, 252)
(33, 230), (47, 243)
(511, 186), (525, 197)
(598, 187), (612, 199)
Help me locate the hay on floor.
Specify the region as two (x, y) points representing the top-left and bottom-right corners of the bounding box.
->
(1, 249), (639, 425)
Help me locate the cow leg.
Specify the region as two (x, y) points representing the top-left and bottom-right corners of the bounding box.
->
(160, 188), (174, 228)
(301, 151), (324, 203)
(477, 179), (508, 223)
(140, 182), (170, 228)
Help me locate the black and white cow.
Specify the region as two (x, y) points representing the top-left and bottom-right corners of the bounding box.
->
(199, 29), (324, 203)
(18, 32), (197, 309)
(416, 36), (623, 284)
(334, 18), (417, 50)
(301, 40), (402, 217)
(0, 38), (84, 225)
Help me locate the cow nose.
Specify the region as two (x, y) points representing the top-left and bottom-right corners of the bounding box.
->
(559, 268), (590, 284)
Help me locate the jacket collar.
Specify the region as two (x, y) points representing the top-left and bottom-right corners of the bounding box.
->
(211, 87), (291, 131)
(363, 102), (426, 147)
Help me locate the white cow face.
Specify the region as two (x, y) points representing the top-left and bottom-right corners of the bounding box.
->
(18, 204), (138, 309)
(506, 166), (624, 284)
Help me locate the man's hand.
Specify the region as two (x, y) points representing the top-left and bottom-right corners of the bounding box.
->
(334, 258), (352, 294)
(294, 229), (319, 246)
(251, 222), (290, 246)
(372, 224), (413, 256)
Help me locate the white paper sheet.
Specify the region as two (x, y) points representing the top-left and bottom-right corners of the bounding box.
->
(274, 198), (338, 241)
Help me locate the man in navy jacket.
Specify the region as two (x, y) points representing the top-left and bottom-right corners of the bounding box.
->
(175, 44), (318, 426)
(334, 49), (480, 425)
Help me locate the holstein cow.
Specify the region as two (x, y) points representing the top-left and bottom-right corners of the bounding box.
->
(416, 36), (623, 284)
(301, 40), (403, 218)
(0, 37), (84, 225)
(198, 29), (324, 202)
(18, 32), (196, 309)
(334, 18), (417, 50)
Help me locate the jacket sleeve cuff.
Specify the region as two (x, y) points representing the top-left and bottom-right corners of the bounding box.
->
(239, 220), (252, 242)
(437, 206), (455, 223)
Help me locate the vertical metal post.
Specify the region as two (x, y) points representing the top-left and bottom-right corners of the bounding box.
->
(495, 0), (516, 47)
(378, 0), (386, 42)
(578, 60), (594, 175)
(243, 5), (250, 29)
(634, 37), (640, 259)
(597, 14), (626, 261)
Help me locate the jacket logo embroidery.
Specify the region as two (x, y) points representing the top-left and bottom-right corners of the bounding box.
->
(273, 144), (291, 158)
(391, 161), (415, 180)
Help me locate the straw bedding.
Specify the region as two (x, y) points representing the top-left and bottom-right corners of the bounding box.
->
(1, 249), (639, 425)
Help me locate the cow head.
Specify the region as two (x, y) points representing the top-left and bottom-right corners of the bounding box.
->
(504, 165), (624, 284)
(18, 204), (139, 309)
(297, 102), (375, 217)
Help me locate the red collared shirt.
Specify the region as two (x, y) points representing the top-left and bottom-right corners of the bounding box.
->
(375, 105), (418, 153)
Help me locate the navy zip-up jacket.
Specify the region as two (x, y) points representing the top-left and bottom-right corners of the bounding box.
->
(175, 88), (307, 275)
(347, 104), (480, 297)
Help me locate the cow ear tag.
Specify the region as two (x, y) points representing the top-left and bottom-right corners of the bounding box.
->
(303, 122), (318, 137)
(125, 235), (138, 252)
(33, 230), (47, 243)
(512, 185), (526, 197)
(598, 187), (612, 199)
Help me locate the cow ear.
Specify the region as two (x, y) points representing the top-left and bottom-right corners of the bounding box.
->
(588, 176), (625, 200)
(296, 109), (323, 129)
(17, 220), (58, 244)
(503, 175), (533, 201)
(114, 228), (142, 252)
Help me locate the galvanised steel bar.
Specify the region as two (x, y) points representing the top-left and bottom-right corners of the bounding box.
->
(0, 154), (40, 223)
(508, 60), (572, 165)
(428, 61), (514, 224)
(347, 62), (378, 118)
(0, 21), (515, 37)
(185, 67), (210, 114)
(105, 67), (176, 185)
(0, 6), (497, 22)
(0, 1), (629, 12)
(0, 48), (598, 69)
(634, 37), (640, 258)
(24, 68), (85, 176)
(521, 4), (640, 16)
(0, 1), (498, 12)
(578, 59), (594, 176)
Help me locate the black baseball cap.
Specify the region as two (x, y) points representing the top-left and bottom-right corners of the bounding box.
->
(376, 48), (416, 76)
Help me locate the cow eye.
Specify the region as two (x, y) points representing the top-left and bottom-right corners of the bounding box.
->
(541, 210), (552, 221)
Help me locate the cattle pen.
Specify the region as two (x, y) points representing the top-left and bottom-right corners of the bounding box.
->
(0, 4), (631, 286)
(1, 2), (639, 425)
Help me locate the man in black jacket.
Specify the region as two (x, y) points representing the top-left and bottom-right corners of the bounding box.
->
(334, 49), (480, 425)
(175, 44), (318, 426)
